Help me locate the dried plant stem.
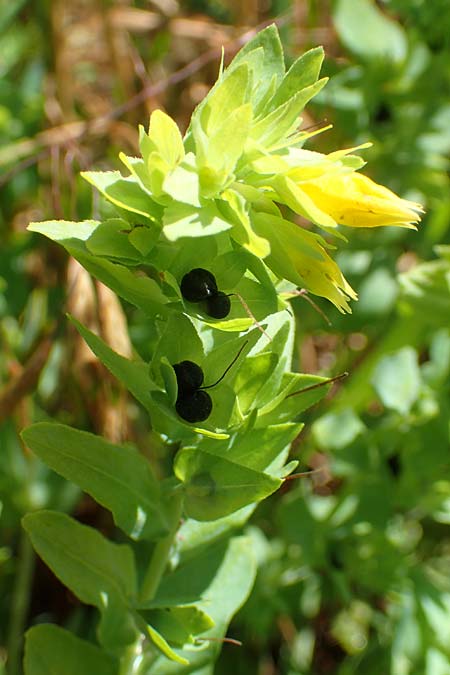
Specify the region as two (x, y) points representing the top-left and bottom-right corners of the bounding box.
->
(0, 336), (53, 424)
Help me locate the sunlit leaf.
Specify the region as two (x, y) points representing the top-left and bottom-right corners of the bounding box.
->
(175, 448), (281, 521)
(24, 625), (118, 675)
(22, 423), (169, 541)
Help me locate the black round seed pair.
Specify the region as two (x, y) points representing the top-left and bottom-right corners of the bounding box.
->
(180, 268), (231, 319)
(172, 341), (248, 424)
(173, 360), (212, 423)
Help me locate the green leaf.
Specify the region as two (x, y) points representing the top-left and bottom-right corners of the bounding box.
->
(85, 218), (143, 262)
(220, 189), (271, 258)
(205, 104), (252, 175)
(357, 267), (398, 316)
(151, 313), (204, 381)
(235, 352), (278, 411)
(74, 248), (169, 315)
(278, 491), (328, 566)
(147, 109), (185, 167)
(160, 357), (179, 406)
(252, 211), (354, 312)
(147, 536), (254, 607)
(223, 423), (302, 472)
(70, 316), (157, 411)
(372, 347), (421, 415)
(208, 249), (247, 289)
(23, 511), (138, 648)
(164, 236), (218, 280)
(128, 224), (159, 256)
(28, 219), (99, 242)
(175, 448), (281, 520)
(228, 24), (284, 108)
(200, 64), (250, 136)
(29, 221), (168, 314)
(147, 607), (215, 647)
(269, 47), (324, 109)
(176, 506), (255, 557)
(119, 153), (156, 196)
(163, 201), (232, 241)
(333, 0), (407, 64)
(22, 423), (169, 541)
(197, 331), (260, 417)
(146, 625), (189, 666)
(250, 79), (328, 149)
(24, 624), (118, 675)
(146, 537), (256, 672)
(163, 159), (201, 207)
(423, 329), (450, 385)
(23, 510), (136, 602)
(81, 171), (163, 221)
(255, 372), (333, 427)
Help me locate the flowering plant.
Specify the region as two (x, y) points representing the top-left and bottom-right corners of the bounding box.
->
(23, 25), (421, 674)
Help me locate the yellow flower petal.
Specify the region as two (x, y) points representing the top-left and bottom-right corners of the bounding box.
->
(252, 211), (357, 313)
(301, 172), (423, 229)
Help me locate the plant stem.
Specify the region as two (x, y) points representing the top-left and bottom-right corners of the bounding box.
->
(139, 491), (183, 605)
(118, 637), (146, 675)
(7, 530), (35, 675)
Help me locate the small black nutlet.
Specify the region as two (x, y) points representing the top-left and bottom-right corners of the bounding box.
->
(180, 268), (232, 319)
(175, 390), (213, 423)
(173, 360), (204, 396)
(172, 341), (248, 423)
(204, 291), (231, 319)
(180, 268), (218, 302)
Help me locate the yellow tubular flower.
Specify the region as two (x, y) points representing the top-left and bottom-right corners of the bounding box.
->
(300, 172), (423, 229)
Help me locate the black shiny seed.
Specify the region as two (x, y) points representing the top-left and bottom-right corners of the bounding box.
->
(173, 361), (204, 396)
(205, 291), (231, 319)
(180, 268), (218, 302)
(175, 390), (213, 423)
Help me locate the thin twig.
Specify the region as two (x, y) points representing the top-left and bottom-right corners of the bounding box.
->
(288, 288), (332, 326)
(195, 636), (243, 647)
(284, 467), (328, 481)
(233, 292), (272, 341)
(285, 371), (348, 399)
(0, 150), (50, 188)
(0, 336), (53, 424)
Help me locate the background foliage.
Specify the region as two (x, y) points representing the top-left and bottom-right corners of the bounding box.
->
(1, 1), (449, 674)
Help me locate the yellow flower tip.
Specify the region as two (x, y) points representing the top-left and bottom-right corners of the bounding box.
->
(301, 172), (424, 229)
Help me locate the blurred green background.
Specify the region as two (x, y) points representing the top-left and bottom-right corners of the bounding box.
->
(1, 1), (449, 674)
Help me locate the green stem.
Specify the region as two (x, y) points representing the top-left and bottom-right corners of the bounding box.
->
(7, 529), (35, 675)
(139, 491), (183, 605)
(118, 638), (146, 675)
